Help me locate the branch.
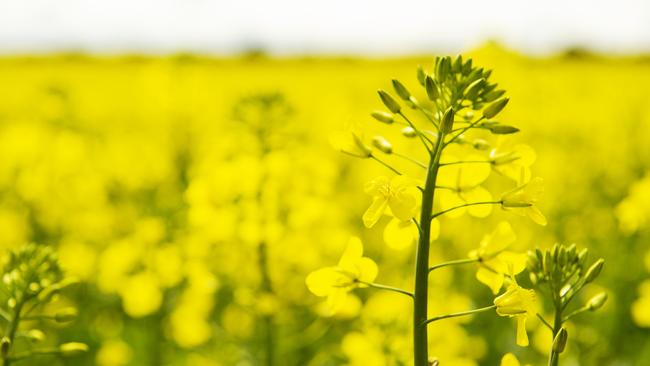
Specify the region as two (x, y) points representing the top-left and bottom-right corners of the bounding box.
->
(431, 200), (502, 220)
(422, 305), (496, 326)
(537, 313), (554, 332)
(370, 154), (402, 175)
(356, 280), (414, 299)
(429, 258), (478, 273)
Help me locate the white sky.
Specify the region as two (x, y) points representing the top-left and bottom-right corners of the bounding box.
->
(0, 0), (649, 55)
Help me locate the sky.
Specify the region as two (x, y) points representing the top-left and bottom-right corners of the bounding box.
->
(1, 0), (649, 55)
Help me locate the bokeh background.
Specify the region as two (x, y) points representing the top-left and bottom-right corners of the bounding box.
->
(0, 1), (649, 365)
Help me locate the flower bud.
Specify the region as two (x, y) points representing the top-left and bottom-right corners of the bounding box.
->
(584, 259), (604, 284)
(464, 78), (484, 100)
(416, 65), (426, 86)
(392, 79), (411, 101)
(371, 136), (393, 154)
(59, 342), (89, 356)
(441, 107), (455, 134)
(472, 138), (490, 151)
(425, 76), (439, 101)
(483, 97), (509, 119)
(587, 292), (607, 311)
(25, 329), (45, 342)
(552, 328), (568, 353)
(378, 90), (401, 113)
(401, 127), (417, 138)
(371, 111), (394, 124)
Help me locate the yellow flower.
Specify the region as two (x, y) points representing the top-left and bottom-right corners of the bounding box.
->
(501, 177), (547, 226)
(500, 353), (531, 366)
(490, 142), (536, 182)
(437, 154), (493, 218)
(306, 237), (378, 313)
(470, 222), (527, 294)
(363, 176), (418, 228)
(494, 277), (537, 347)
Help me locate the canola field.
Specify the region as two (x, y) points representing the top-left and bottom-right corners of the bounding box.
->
(0, 44), (649, 365)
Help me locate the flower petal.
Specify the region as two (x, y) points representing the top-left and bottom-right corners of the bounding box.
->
(363, 197), (388, 228)
(477, 267), (504, 294)
(384, 218), (418, 250)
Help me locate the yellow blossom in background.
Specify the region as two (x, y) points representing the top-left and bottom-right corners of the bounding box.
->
(438, 154), (493, 218)
(490, 142), (536, 182)
(494, 277), (538, 346)
(501, 177), (547, 225)
(306, 237), (378, 313)
(363, 176), (419, 228)
(96, 340), (132, 366)
(470, 222), (527, 294)
(500, 352), (531, 366)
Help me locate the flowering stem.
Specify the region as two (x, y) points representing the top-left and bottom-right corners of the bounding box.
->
(549, 307), (563, 366)
(370, 154), (402, 175)
(563, 306), (589, 322)
(431, 201), (503, 220)
(3, 300), (24, 366)
(413, 127), (445, 366)
(357, 280), (414, 299)
(428, 258), (478, 273)
(422, 305), (496, 326)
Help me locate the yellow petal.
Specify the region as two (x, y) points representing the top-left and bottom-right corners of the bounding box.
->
(326, 289), (348, 313)
(497, 252), (528, 275)
(516, 316), (529, 346)
(462, 186), (493, 218)
(439, 190), (466, 218)
(384, 218), (418, 250)
(459, 154), (491, 187)
(363, 197), (388, 228)
(306, 267), (341, 297)
(480, 221), (517, 257)
(476, 267), (504, 294)
(357, 257), (378, 284)
(501, 353), (521, 366)
(527, 206), (547, 226)
(388, 192), (417, 221)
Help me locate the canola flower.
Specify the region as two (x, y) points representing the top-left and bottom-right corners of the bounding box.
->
(310, 55), (555, 366)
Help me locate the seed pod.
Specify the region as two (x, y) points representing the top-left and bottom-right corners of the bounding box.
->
(587, 292), (608, 311)
(378, 89), (401, 113)
(453, 55), (463, 73)
(441, 107), (455, 134)
(552, 328), (568, 353)
(54, 307), (78, 322)
(484, 89), (506, 102)
(488, 124), (520, 134)
(584, 259), (605, 284)
(371, 136), (393, 154)
(472, 138), (490, 151)
(392, 79), (411, 101)
(1, 337), (10, 359)
(371, 111), (394, 124)
(527, 251), (539, 272)
(462, 58), (473, 75)
(401, 126), (417, 138)
(577, 248), (589, 268)
(425, 75), (439, 101)
(437, 56), (451, 80)
(483, 97), (510, 119)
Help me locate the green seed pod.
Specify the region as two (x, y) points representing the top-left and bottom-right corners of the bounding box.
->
(437, 56), (451, 80)
(567, 244), (577, 262)
(371, 111), (394, 124)
(529, 272), (538, 285)
(584, 259), (605, 284)
(425, 75), (439, 101)
(577, 248), (589, 268)
(416, 65), (426, 86)
(483, 97), (510, 119)
(587, 292), (608, 311)
(462, 58), (473, 75)
(453, 55), (463, 73)
(543, 250), (552, 274)
(401, 126), (417, 138)
(441, 107), (455, 134)
(559, 247), (567, 268)
(535, 248), (544, 267)
(378, 89), (401, 113)
(483, 89), (506, 102)
(552, 328), (568, 353)
(392, 79), (411, 101)
(527, 251), (539, 272)
(552, 244), (560, 263)
(488, 124), (520, 134)
(25, 329), (45, 342)
(371, 136), (393, 154)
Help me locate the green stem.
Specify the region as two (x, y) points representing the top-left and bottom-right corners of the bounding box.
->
(357, 280), (414, 299)
(370, 154), (402, 175)
(429, 258), (478, 273)
(549, 307), (563, 366)
(537, 313), (554, 332)
(431, 201), (502, 220)
(413, 130), (445, 366)
(422, 305), (496, 326)
(3, 301), (24, 366)
(563, 306), (589, 322)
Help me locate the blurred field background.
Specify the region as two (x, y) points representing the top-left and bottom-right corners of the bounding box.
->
(0, 43), (649, 365)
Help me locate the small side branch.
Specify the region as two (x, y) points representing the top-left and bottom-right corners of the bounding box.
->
(423, 305), (496, 326)
(357, 280), (414, 299)
(429, 258), (478, 273)
(431, 201), (502, 220)
(370, 154), (402, 175)
(537, 313), (554, 332)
